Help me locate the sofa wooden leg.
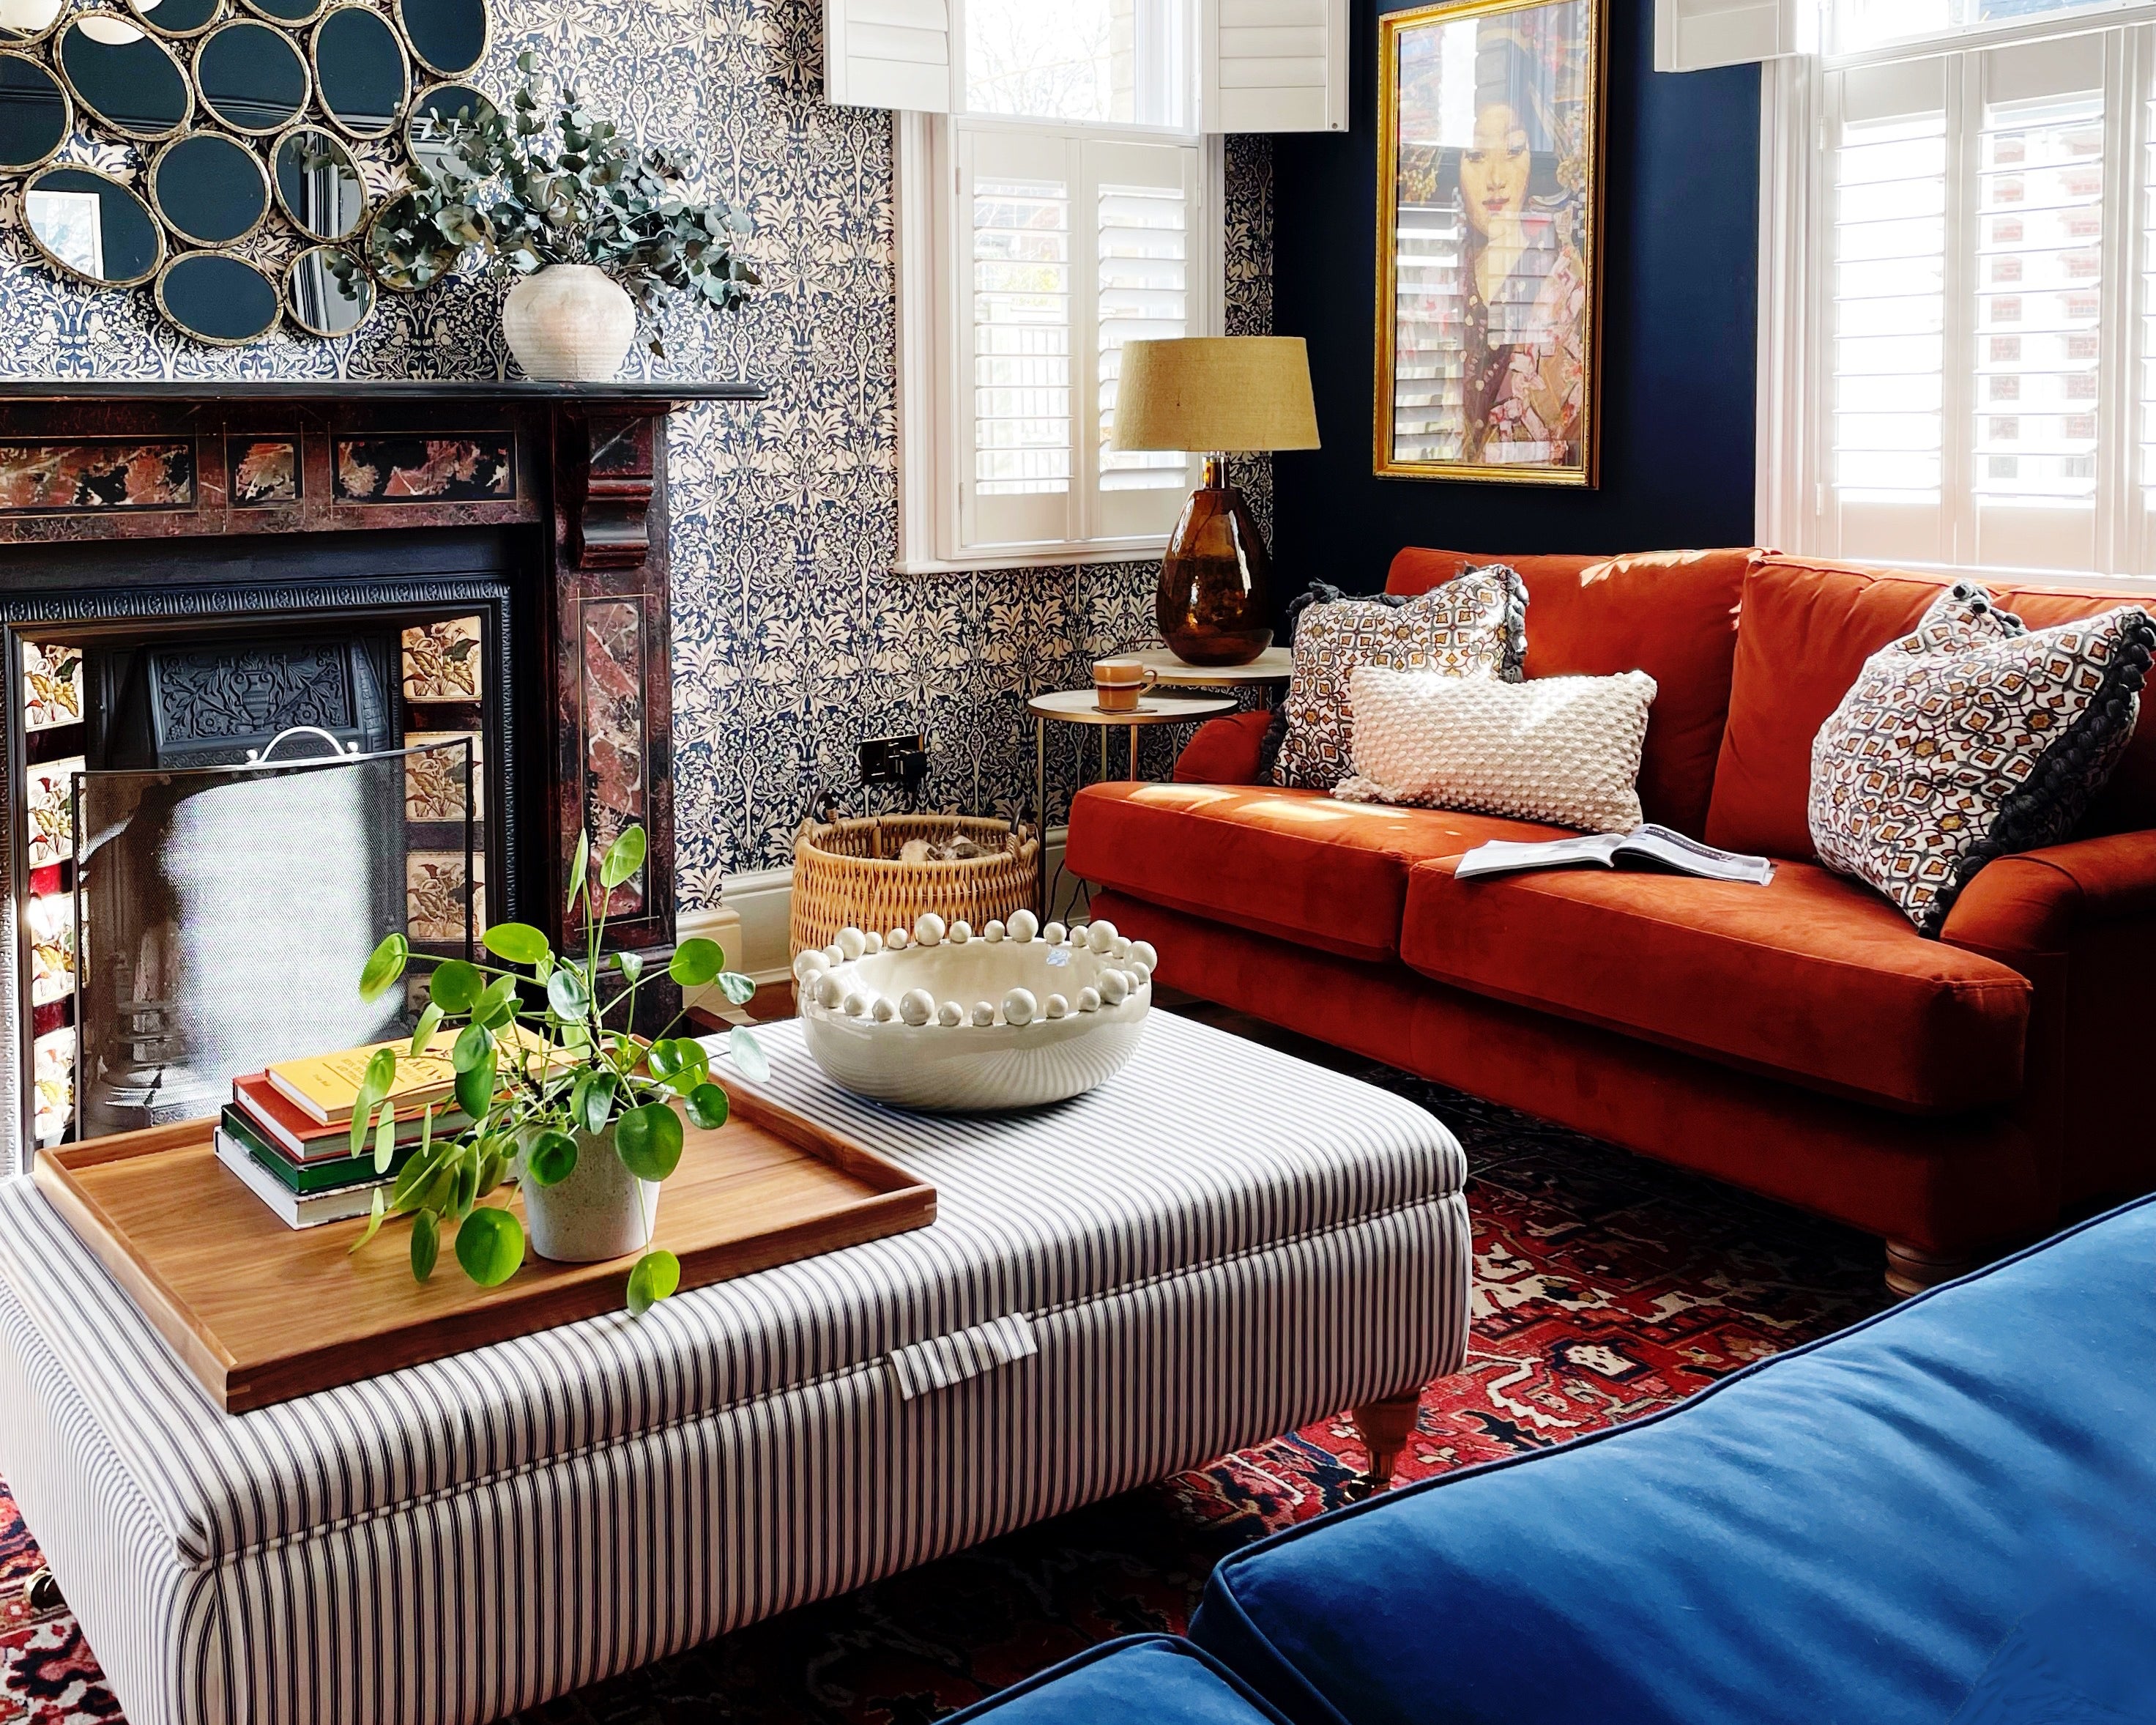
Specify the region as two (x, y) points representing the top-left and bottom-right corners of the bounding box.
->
(1884, 1240), (1980, 1299)
(25, 1568), (64, 1613)
(1349, 1392), (1421, 1491)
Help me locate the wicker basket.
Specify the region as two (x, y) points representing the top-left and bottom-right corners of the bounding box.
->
(790, 815), (1039, 960)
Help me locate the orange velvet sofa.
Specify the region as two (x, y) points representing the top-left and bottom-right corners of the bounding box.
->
(1066, 547), (2156, 1292)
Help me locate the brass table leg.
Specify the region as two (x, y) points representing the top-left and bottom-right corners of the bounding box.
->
(1349, 1392), (1421, 1493)
(1035, 713), (1048, 915)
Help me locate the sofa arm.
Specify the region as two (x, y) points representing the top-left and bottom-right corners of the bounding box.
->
(1173, 711), (1275, 786)
(1941, 831), (2156, 960)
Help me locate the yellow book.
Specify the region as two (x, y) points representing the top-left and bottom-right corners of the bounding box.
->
(266, 1025), (557, 1126)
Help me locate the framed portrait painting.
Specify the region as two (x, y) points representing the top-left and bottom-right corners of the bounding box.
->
(1375, 0), (1606, 486)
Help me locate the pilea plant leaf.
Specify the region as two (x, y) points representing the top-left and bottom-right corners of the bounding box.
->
(453, 1206), (523, 1288)
(347, 1189), (387, 1255)
(483, 922), (551, 967)
(685, 1083), (729, 1132)
(359, 933), (408, 1002)
(668, 938), (722, 987)
(430, 959), (483, 1013)
(411, 1209), (440, 1283)
(601, 825), (646, 891)
(626, 1248), (680, 1316)
(526, 1129), (579, 1187)
(614, 1103), (683, 1182)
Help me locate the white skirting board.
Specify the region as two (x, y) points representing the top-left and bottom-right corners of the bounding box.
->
(678, 828), (1077, 1002)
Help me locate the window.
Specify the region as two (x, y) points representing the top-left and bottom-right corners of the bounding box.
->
(825, 0), (1348, 571)
(1760, 7), (2156, 576)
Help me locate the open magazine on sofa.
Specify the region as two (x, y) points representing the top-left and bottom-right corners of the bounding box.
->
(1453, 824), (1775, 885)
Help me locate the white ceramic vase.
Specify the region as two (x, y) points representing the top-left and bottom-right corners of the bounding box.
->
(518, 1129), (660, 1263)
(501, 264), (637, 382)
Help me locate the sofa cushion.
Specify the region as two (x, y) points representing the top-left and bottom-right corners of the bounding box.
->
(948, 1636), (1292, 1725)
(1706, 554), (2156, 862)
(1190, 1195), (2156, 1725)
(1399, 854), (2030, 1111)
(1809, 586), (2156, 935)
(1066, 781), (1575, 964)
(1387, 547), (1751, 835)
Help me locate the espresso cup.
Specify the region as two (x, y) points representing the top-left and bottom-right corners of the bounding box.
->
(1093, 659), (1159, 713)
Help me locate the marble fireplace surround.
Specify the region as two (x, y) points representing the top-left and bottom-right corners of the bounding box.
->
(0, 380), (763, 1173)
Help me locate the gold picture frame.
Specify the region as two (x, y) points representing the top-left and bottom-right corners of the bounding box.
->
(1374, 0), (1607, 486)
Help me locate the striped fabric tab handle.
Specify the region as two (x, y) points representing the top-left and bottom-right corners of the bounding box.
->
(885, 1313), (1038, 1401)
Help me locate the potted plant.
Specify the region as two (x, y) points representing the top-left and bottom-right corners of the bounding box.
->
(369, 52), (759, 379)
(349, 823), (764, 1314)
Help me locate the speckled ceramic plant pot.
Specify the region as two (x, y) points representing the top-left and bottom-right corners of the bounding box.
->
(518, 1128), (659, 1263)
(501, 264), (636, 382)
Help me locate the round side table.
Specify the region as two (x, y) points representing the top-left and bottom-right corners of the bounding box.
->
(1028, 689), (1238, 913)
(1130, 646), (1293, 703)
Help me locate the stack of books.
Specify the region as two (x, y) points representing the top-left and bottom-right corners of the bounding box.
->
(215, 1036), (469, 1229)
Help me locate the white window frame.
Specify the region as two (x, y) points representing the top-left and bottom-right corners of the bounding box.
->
(893, 112), (1226, 575)
(1758, 0), (2156, 578)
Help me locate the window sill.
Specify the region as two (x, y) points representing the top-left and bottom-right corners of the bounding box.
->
(893, 543), (1168, 576)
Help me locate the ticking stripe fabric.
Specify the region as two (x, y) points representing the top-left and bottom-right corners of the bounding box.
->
(0, 1012), (1468, 1725)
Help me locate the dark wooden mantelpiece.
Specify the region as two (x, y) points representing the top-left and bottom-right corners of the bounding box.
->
(0, 377), (766, 958)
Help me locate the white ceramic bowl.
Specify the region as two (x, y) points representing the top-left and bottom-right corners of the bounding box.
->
(796, 917), (1155, 1112)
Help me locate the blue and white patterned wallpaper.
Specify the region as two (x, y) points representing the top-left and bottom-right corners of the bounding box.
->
(0, 0), (1274, 905)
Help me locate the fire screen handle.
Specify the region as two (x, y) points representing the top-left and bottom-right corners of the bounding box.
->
(245, 726), (361, 765)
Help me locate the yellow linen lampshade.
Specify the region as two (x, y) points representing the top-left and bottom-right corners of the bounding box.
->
(1112, 337), (1319, 668)
(1111, 337), (1321, 454)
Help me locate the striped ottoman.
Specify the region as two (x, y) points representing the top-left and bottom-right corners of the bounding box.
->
(0, 1012), (1468, 1725)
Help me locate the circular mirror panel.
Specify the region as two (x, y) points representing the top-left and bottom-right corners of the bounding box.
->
(150, 129), (270, 246)
(238, 0), (322, 21)
(0, 50), (70, 170)
(57, 17), (192, 141)
(194, 18), (308, 133)
(272, 124), (368, 241)
(363, 190), (458, 290)
(156, 251), (279, 343)
(406, 80), (493, 177)
(23, 166), (166, 286)
(394, 0), (483, 78)
(313, 4), (406, 138)
(0, 0), (64, 48)
(286, 243), (373, 335)
(126, 0), (223, 38)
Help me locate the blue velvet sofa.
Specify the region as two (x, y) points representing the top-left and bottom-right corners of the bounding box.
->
(955, 1194), (2156, 1725)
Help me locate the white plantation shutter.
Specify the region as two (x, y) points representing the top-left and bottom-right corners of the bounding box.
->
(1200, 0), (1348, 133)
(1654, 0), (1811, 72)
(1780, 23), (2156, 576)
(957, 121), (1198, 554)
(824, 0), (955, 111)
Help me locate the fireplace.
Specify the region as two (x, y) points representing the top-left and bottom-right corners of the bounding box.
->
(0, 380), (762, 1173)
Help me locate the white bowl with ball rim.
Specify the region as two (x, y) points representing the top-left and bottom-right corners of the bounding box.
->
(793, 911), (1156, 1111)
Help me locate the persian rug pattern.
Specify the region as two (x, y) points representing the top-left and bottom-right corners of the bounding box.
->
(0, 1073), (1885, 1724)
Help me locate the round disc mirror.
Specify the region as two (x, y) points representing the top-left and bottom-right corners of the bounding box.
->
(150, 129), (271, 246)
(56, 16), (192, 141)
(125, 0), (223, 39)
(194, 18), (309, 134)
(406, 80), (494, 177)
(23, 165), (166, 286)
(313, 4), (406, 138)
(272, 124), (368, 242)
(394, 0), (484, 78)
(0, 50), (70, 171)
(156, 251), (280, 343)
(238, 0), (323, 21)
(363, 190), (458, 290)
(0, 0), (64, 48)
(285, 243), (373, 335)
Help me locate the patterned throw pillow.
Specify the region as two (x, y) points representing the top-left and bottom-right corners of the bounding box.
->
(1334, 665), (1657, 832)
(1808, 585), (2155, 935)
(1273, 565), (1528, 791)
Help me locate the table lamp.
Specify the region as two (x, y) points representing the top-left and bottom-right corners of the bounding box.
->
(1112, 336), (1320, 667)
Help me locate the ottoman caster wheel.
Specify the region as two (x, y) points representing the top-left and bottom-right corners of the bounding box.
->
(26, 1568), (64, 1612)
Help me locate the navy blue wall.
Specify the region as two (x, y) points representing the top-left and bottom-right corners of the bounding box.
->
(1269, 0), (1762, 596)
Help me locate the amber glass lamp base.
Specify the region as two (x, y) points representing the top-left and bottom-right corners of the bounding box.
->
(1156, 459), (1273, 667)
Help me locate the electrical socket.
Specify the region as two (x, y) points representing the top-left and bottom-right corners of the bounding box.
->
(859, 732), (927, 786)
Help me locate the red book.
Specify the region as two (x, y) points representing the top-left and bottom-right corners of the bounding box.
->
(231, 1074), (469, 1164)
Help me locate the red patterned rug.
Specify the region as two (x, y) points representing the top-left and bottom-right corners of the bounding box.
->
(0, 1069), (1887, 1724)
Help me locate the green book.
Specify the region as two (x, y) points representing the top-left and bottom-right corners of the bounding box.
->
(221, 1105), (422, 1195)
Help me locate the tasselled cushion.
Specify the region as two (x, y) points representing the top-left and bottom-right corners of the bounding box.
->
(1273, 566), (1528, 793)
(1807, 584), (2156, 935)
(1335, 665), (1657, 833)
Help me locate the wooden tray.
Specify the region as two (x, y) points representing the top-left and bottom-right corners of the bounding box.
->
(31, 1083), (935, 1413)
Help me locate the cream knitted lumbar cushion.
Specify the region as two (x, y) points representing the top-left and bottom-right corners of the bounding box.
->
(1334, 665), (1658, 833)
